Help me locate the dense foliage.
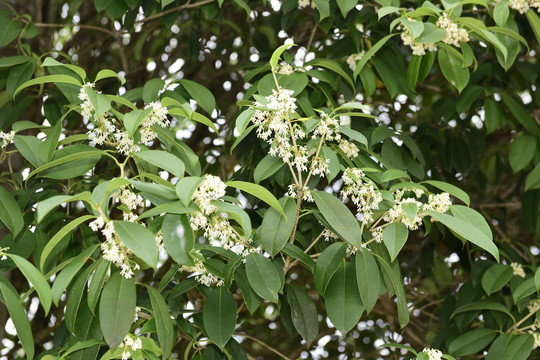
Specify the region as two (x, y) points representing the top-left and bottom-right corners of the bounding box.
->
(0, 0), (539, 359)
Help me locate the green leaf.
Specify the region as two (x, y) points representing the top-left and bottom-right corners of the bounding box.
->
(175, 176), (203, 205)
(355, 250), (380, 314)
(226, 180), (286, 217)
(359, 66), (376, 96)
(14, 74), (83, 98)
(161, 214), (195, 266)
(452, 302), (515, 322)
(42, 57), (87, 84)
(526, 10), (540, 45)
(282, 243), (315, 271)
(260, 197), (297, 256)
(203, 286), (237, 350)
(438, 47), (469, 93)
(378, 6), (401, 19)
(235, 268), (260, 314)
(0, 186), (24, 236)
(383, 222), (409, 262)
(87, 259), (110, 314)
(485, 334), (533, 360)
(270, 44), (295, 71)
(325, 261), (364, 335)
(422, 180), (470, 206)
(40, 215), (95, 271)
(142, 78), (165, 103)
(134, 150), (185, 179)
(417, 22), (447, 43)
(425, 210), (498, 260)
(235, 108), (254, 136)
(7, 254), (52, 315)
(65, 263), (97, 333)
(314, 242), (347, 295)
(180, 79), (216, 114)
(254, 154), (285, 184)
(124, 108), (153, 136)
(312, 191), (362, 248)
(36, 192), (92, 223)
(353, 34), (397, 79)
(448, 328), (497, 356)
(376, 256), (409, 327)
(7, 59), (37, 97)
(287, 284), (319, 345)
(99, 272), (136, 348)
(147, 285), (174, 358)
(481, 264), (512, 296)
(337, 0), (357, 17)
(13, 135), (45, 168)
(313, 0), (330, 19)
(0, 18), (22, 46)
(0, 55), (30, 68)
(214, 201), (252, 237)
(28, 148), (104, 180)
(381, 169), (408, 182)
(535, 267), (540, 291)
(113, 221), (159, 269)
(501, 94), (538, 134)
(0, 278), (34, 359)
(450, 205), (492, 242)
(308, 58), (355, 90)
(339, 126), (368, 147)
(94, 69), (126, 85)
(525, 163), (540, 192)
(59, 340), (104, 360)
(51, 245), (99, 305)
(245, 253), (281, 303)
(512, 277), (535, 304)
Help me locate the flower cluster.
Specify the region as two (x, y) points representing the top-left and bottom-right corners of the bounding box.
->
(509, 0), (540, 13)
(116, 185), (144, 211)
(180, 250), (224, 286)
(346, 51), (365, 72)
(436, 13), (470, 47)
(120, 334), (142, 360)
(81, 84), (169, 156)
(276, 62), (294, 75)
(383, 188), (451, 231)
(139, 102), (170, 145)
(0, 130), (14, 149)
(0, 246), (9, 260)
(190, 175), (256, 258)
(511, 262), (526, 278)
(287, 184), (315, 202)
(399, 19), (437, 56)
(341, 168), (383, 226)
(423, 348), (443, 360)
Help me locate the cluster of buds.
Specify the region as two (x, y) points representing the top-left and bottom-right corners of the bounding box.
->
(0, 130), (14, 149)
(508, 0), (540, 13)
(81, 84), (169, 156)
(436, 13), (470, 47)
(346, 51), (365, 72)
(120, 334), (142, 360)
(190, 175), (256, 259)
(180, 250), (224, 286)
(511, 262), (526, 278)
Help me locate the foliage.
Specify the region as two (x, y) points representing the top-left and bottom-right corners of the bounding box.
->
(0, 0), (539, 359)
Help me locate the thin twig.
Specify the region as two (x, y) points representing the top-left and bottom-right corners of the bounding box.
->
(302, 24), (318, 64)
(479, 202), (521, 208)
(237, 334), (293, 360)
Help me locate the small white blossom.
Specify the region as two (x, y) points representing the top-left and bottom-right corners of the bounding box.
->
(78, 83), (95, 119)
(423, 348), (442, 360)
(277, 63), (294, 75)
(139, 101), (170, 146)
(181, 251), (224, 286)
(120, 334), (143, 360)
(298, 0), (310, 8)
(89, 216), (105, 231)
(511, 262), (526, 278)
(338, 139), (359, 159)
(341, 168), (383, 226)
(346, 52), (365, 72)
(436, 13), (470, 47)
(0, 131), (15, 148)
(0, 246), (9, 260)
(114, 131), (140, 155)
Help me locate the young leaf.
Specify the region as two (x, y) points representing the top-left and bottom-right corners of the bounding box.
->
(245, 253), (281, 303)
(180, 79), (216, 114)
(270, 43), (295, 71)
(203, 286), (237, 350)
(99, 272), (136, 348)
(383, 222), (409, 262)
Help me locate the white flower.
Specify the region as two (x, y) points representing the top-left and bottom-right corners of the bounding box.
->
(423, 348), (442, 360)
(277, 63), (294, 75)
(298, 0), (310, 8)
(338, 139), (359, 159)
(139, 101), (170, 145)
(0, 131), (15, 148)
(346, 52), (365, 72)
(117, 186), (144, 211)
(531, 332), (540, 349)
(192, 175), (227, 215)
(341, 168), (383, 226)
(120, 334), (143, 360)
(436, 13), (469, 47)
(89, 216), (105, 231)
(114, 131), (140, 155)
(0, 246), (9, 260)
(528, 299), (540, 313)
(180, 251), (224, 286)
(511, 262), (526, 278)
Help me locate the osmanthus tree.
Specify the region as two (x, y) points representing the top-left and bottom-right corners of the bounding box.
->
(0, 0), (539, 359)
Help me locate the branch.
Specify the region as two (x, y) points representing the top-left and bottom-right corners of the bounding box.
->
(34, 22), (119, 38)
(134, 0), (215, 24)
(237, 333), (293, 360)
